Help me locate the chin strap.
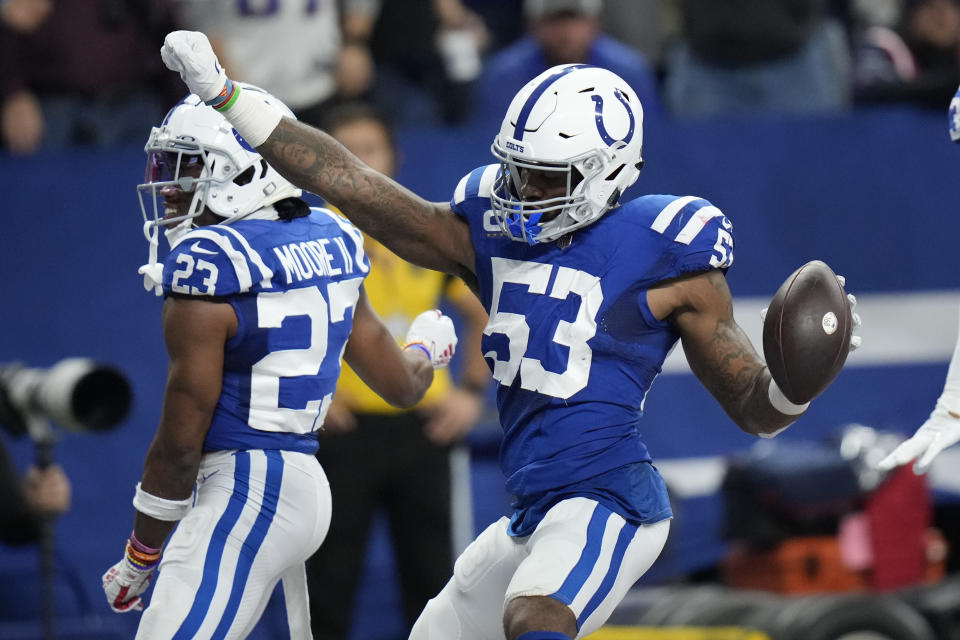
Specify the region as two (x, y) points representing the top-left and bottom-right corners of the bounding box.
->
(138, 220), (164, 296)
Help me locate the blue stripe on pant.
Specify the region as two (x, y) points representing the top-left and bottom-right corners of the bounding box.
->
(550, 503), (609, 605)
(548, 503), (638, 629)
(211, 450), (284, 639)
(578, 520), (637, 625)
(172, 450), (285, 639)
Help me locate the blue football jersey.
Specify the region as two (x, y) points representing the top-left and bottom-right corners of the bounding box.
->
(451, 165), (735, 531)
(161, 208), (370, 454)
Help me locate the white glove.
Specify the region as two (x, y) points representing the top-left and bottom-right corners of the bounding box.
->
(878, 401), (960, 474)
(160, 31), (227, 102)
(102, 557), (155, 613)
(836, 275), (863, 351)
(759, 274), (862, 351)
(405, 309), (458, 369)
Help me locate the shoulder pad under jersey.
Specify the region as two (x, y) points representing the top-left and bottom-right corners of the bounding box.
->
(451, 165), (500, 211)
(162, 225), (275, 297)
(450, 164), (505, 237)
(642, 194), (735, 274)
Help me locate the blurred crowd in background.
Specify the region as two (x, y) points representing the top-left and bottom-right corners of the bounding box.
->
(2, 0), (960, 155)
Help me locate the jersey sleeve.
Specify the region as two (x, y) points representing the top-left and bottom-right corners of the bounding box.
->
(450, 164), (501, 222)
(162, 226), (273, 297)
(645, 195), (735, 276)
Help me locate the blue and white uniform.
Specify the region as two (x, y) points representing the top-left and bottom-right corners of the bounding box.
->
(409, 167), (735, 639)
(138, 207), (368, 640)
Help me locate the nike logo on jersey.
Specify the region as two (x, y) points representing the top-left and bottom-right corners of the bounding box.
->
(191, 242), (218, 255)
(200, 470), (220, 483)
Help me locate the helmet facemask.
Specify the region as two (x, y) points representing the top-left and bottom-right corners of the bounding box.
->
(138, 137), (216, 252)
(490, 145), (615, 245)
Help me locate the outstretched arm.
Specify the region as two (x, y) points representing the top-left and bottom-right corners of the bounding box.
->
(650, 270), (804, 437)
(260, 118), (476, 286)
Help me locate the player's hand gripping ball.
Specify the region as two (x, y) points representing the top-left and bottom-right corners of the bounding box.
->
(762, 260), (857, 404)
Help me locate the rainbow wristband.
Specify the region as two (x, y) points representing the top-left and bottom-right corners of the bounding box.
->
(129, 531), (162, 556)
(207, 78), (239, 112)
(125, 540), (161, 570)
(403, 342), (432, 360)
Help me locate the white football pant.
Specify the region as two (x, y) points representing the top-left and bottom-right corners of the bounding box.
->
(409, 497), (670, 639)
(136, 450), (331, 640)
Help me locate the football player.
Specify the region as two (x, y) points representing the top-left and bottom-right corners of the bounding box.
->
(101, 84), (458, 639)
(160, 32), (857, 640)
(878, 84), (960, 475)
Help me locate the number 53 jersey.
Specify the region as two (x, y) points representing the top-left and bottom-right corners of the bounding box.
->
(161, 208), (369, 454)
(451, 166), (735, 504)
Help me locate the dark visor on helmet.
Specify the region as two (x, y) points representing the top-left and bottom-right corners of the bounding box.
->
(144, 151), (203, 183)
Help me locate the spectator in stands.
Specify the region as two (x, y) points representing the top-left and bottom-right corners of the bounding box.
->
(472, 0), (662, 126)
(600, 0), (674, 71)
(663, 0), (852, 119)
(173, 0), (349, 128)
(340, 0), (489, 127)
(305, 101), (490, 640)
(851, 0), (960, 109)
(0, 439), (70, 545)
(0, 0), (179, 154)
(463, 0), (524, 55)
(0, 0), (51, 34)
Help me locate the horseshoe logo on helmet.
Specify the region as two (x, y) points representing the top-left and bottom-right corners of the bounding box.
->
(591, 89), (635, 147)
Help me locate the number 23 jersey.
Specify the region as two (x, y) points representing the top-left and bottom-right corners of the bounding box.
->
(161, 208), (369, 454)
(451, 165), (735, 499)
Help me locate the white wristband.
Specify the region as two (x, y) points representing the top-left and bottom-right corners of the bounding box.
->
(221, 85), (283, 148)
(133, 483), (192, 521)
(767, 378), (810, 416)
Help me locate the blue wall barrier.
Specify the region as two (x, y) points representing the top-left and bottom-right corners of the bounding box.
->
(0, 106), (957, 638)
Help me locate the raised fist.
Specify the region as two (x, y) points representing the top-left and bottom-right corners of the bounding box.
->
(160, 31), (227, 103)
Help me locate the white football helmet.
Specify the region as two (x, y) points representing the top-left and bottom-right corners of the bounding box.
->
(491, 64), (644, 244)
(136, 83), (301, 293)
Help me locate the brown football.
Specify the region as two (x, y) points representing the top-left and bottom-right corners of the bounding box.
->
(762, 260), (853, 404)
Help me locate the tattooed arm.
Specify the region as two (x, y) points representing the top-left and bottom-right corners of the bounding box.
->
(260, 117), (477, 287)
(649, 270), (800, 437)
